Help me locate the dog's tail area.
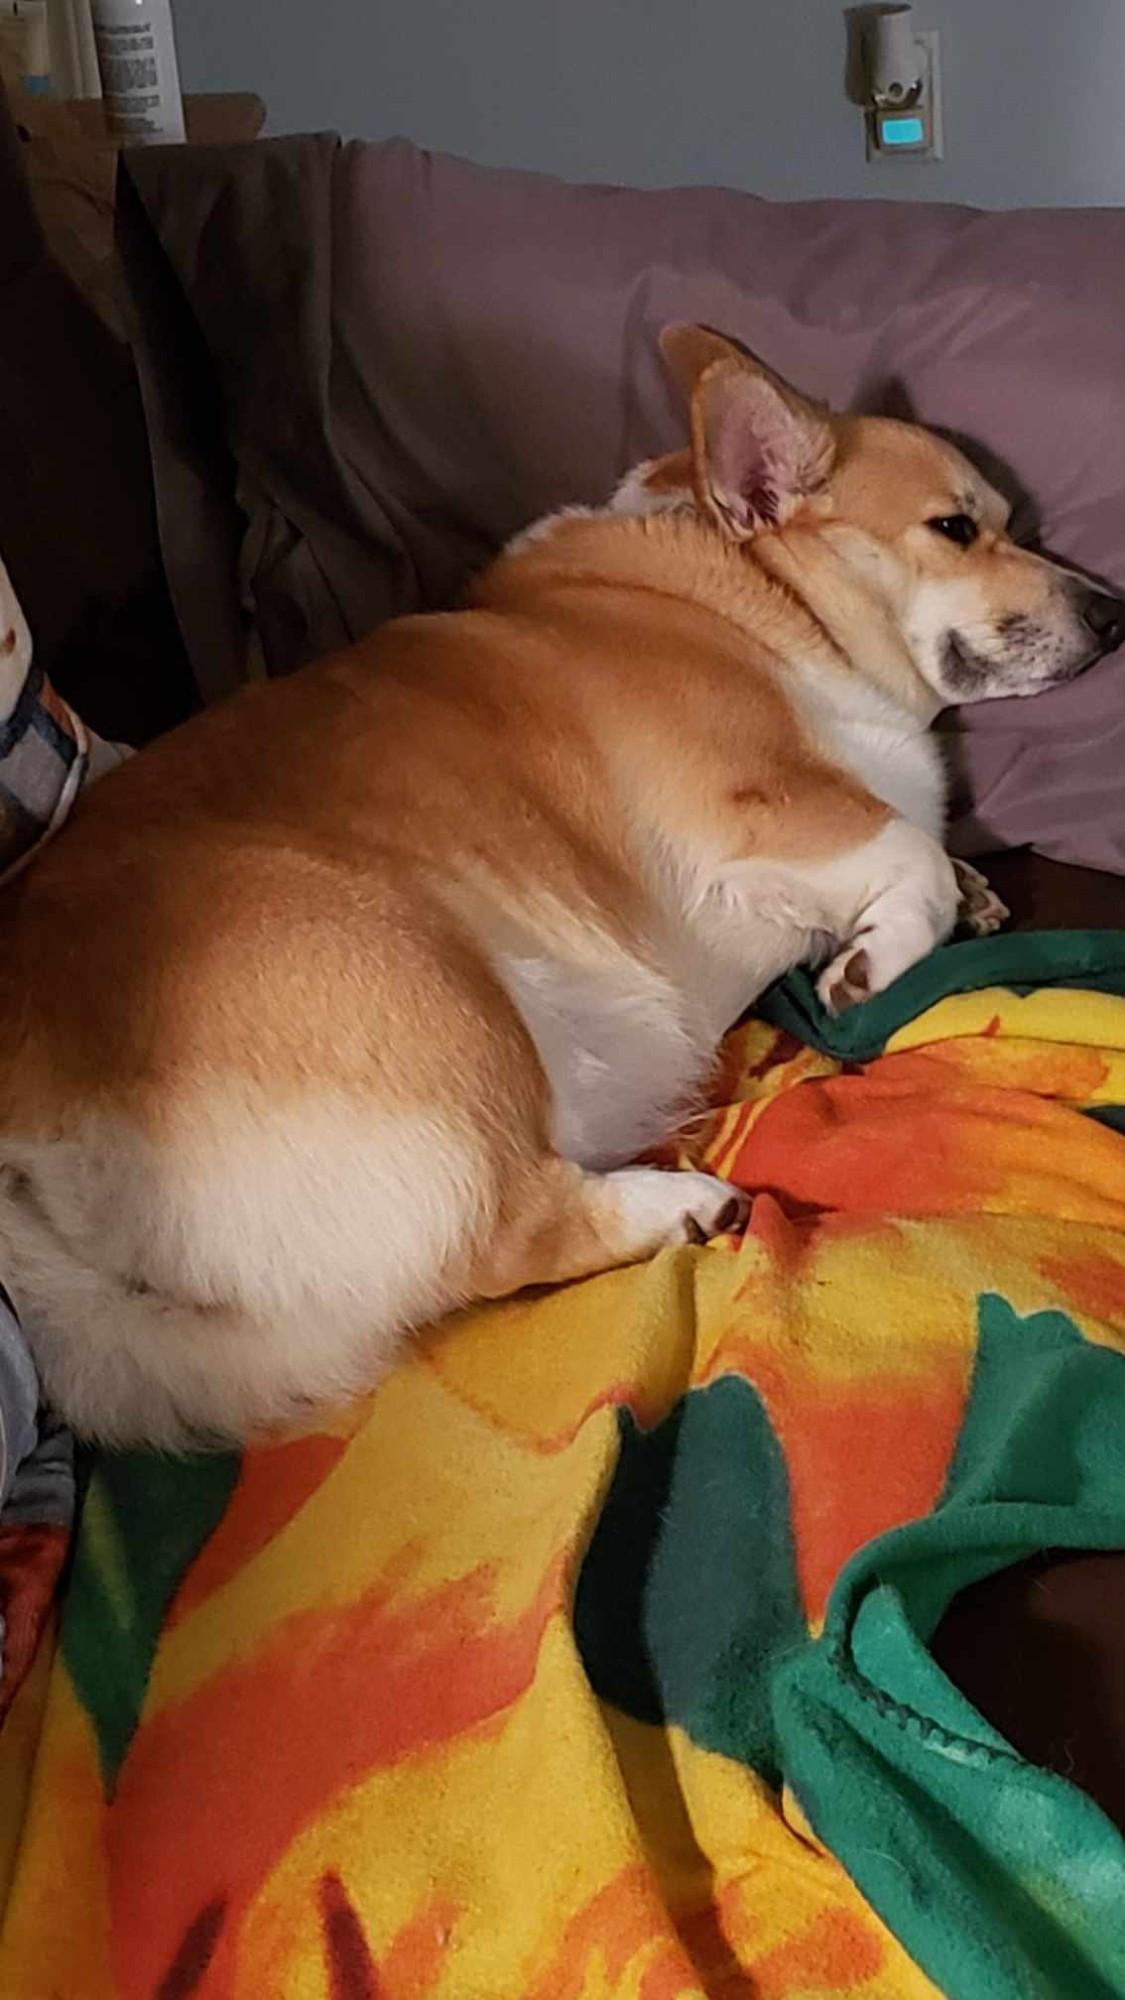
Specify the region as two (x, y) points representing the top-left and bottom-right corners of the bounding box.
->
(0, 1185), (390, 1450)
(0, 1107), (487, 1450)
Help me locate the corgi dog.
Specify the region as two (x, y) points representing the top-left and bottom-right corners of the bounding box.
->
(0, 324), (1119, 1448)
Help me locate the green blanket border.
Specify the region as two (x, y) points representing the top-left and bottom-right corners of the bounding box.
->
(758, 929), (1125, 1062)
(777, 1295), (1125, 2000)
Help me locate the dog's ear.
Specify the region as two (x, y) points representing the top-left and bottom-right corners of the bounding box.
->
(660, 324), (836, 540)
(659, 323), (749, 400)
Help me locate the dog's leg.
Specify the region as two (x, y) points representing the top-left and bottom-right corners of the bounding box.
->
(475, 1156), (748, 1298)
(807, 819), (960, 1014)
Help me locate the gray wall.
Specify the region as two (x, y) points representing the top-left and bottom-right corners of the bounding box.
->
(173, 0), (1125, 209)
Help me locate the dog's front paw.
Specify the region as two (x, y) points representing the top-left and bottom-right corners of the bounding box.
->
(816, 945), (871, 1016)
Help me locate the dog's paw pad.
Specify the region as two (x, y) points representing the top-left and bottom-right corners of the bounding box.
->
(820, 945), (871, 1015)
(611, 1169), (750, 1257)
(676, 1185), (750, 1245)
(960, 894), (1009, 937)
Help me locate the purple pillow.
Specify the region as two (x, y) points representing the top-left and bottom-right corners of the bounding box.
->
(122, 136), (1125, 871)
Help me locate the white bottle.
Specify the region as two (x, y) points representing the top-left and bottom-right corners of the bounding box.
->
(91, 0), (184, 144)
(48, 0), (103, 100)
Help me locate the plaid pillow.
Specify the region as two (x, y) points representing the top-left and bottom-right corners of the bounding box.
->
(0, 553), (127, 883)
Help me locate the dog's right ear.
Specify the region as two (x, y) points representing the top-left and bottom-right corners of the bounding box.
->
(660, 323), (836, 541)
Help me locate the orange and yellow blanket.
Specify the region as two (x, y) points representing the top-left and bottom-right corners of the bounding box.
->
(1, 932), (1124, 2000)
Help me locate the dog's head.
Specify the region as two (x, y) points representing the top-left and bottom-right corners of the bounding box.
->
(614, 324), (1125, 708)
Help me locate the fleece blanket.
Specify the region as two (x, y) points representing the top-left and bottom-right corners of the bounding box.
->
(0, 936), (1124, 2000)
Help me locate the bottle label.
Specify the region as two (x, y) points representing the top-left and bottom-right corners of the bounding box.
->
(95, 21), (165, 132)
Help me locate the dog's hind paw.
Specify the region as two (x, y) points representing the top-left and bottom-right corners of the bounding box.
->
(952, 859), (1009, 937)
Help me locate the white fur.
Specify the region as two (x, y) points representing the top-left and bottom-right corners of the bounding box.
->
(495, 901), (811, 1173)
(678, 862), (834, 1038)
(786, 659), (947, 839)
(0, 1102), (485, 1448)
(689, 816), (958, 1013)
(498, 947), (709, 1171)
(494, 814), (957, 1173)
(801, 818), (959, 1006)
(596, 1165), (745, 1249)
(503, 504), (598, 558)
(608, 461), (694, 520)
(680, 815), (957, 1021)
(504, 457), (690, 561)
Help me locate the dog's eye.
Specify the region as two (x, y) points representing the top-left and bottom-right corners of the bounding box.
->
(928, 513), (979, 549)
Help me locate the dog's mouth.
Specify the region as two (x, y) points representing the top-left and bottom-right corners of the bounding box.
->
(1045, 658), (1101, 687)
(939, 632), (997, 700)
(939, 626), (1100, 702)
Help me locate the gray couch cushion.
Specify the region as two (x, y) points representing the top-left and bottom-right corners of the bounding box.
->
(122, 135), (1125, 870)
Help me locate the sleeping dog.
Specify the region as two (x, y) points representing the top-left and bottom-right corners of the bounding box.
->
(0, 324), (1119, 1448)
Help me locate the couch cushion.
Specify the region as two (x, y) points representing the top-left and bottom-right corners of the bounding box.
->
(122, 135), (1125, 869)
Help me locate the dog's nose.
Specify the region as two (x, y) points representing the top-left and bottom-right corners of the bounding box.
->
(1081, 589), (1125, 654)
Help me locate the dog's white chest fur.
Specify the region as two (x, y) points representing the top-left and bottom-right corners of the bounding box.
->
(787, 660), (947, 839)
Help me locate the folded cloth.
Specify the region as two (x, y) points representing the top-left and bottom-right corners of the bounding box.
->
(0, 554), (123, 1719)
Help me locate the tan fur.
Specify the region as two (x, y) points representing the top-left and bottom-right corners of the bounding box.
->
(0, 325), (1113, 1447)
